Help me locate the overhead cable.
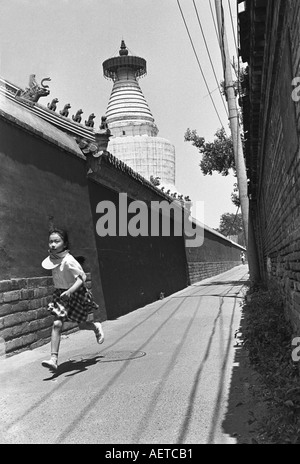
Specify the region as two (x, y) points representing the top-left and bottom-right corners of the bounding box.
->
(209, 0), (220, 44)
(177, 0), (226, 132)
(228, 0), (239, 58)
(192, 0), (228, 117)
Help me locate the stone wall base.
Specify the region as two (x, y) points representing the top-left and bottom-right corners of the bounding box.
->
(188, 261), (242, 284)
(0, 274), (94, 358)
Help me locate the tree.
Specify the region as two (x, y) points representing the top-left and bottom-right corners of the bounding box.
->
(231, 183), (240, 208)
(184, 127), (235, 176)
(184, 127), (240, 206)
(216, 211), (245, 246)
(217, 212), (243, 236)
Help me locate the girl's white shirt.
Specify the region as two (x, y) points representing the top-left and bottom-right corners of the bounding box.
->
(52, 253), (87, 289)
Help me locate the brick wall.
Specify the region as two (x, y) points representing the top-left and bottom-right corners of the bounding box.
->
(188, 261), (241, 284)
(0, 274), (93, 357)
(261, 1), (300, 332)
(186, 226), (245, 284)
(241, 0), (300, 332)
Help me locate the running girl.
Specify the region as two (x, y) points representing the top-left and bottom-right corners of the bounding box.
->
(41, 228), (104, 372)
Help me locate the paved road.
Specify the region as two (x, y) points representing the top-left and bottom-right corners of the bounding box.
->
(0, 265), (249, 444)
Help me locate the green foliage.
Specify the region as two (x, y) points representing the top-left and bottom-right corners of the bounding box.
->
(184, 127), (235, 176)
(243, 284), (300, 444)
(231, 183), (240, 208)
(217, 212), (243, 236)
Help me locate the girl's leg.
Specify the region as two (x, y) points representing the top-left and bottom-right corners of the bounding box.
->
(42, 319), (64, 371)
(78, 321), (104, 344)
(51, 318), (64, 357)
(78, 321), (95, 331)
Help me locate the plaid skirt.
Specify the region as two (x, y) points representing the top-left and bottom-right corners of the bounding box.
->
(48, 286), (99, 324)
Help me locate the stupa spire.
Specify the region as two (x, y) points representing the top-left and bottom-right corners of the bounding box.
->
(102, 41), (158, 137)
(119, 40), (128, 56)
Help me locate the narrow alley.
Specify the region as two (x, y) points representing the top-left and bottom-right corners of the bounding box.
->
(0, 265), (248, 445)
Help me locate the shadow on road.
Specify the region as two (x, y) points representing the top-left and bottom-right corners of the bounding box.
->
(175, 293), (236, 444)
(221, 311), (262, 444)
(43, 355), (104, 381)
(198, 280), (250, 287)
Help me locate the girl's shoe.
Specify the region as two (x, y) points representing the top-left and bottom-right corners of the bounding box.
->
(41, 359), (58, 371)
(94, 322), (104, 344)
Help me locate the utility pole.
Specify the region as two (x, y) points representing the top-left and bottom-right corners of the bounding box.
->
(214, 0), (260, 284)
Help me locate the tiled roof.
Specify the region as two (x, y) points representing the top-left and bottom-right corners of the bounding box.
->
(0, 76), (176, 201)
(0, 77), (96, 142)
(0, 85), (83, 158)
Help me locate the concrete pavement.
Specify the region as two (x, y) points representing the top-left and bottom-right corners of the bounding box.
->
(0, 265), (249, 444)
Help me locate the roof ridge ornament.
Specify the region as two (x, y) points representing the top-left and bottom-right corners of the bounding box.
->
(59, 103), (71, 117)
(72, 109), (83, 123)
(85, 113), (96, 128)
(15, 74), (51, 104)
(47, 98), (59, 111)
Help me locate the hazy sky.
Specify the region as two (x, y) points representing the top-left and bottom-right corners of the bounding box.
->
(0, 0), (240, 229)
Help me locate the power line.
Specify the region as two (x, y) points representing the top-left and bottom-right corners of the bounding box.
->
(219, 1), (227, 85)
(228, 0), (239, 59)
(192, 0), (228, 117)
(223, 0), (243, 127)
(177, 0), (226, 132)
(209, 0), (220, 44)
(203, 86), (220, 98)
(236, 0), (242, 106)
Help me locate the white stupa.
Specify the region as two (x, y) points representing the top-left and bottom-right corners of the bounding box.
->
(102, 40), (176, 192)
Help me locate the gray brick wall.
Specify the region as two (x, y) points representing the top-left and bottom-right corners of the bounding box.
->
(188, 261), (241, 284)
(0, 274), (93, 357)
(249, 0), (300, 332)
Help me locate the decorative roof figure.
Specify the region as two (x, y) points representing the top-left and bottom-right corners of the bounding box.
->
(29, 74), (39, 91)
(99, 115), (110, 134)
(85, 113), (96, 128)
(72, 109), (83, 123)
(47, 98), (59, 111)
(150, 175), (161, 187)
(59, 103), (71, 117)
(15, 74), (51, 103)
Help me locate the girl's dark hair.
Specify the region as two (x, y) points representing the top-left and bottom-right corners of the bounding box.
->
(48, 228), (86, 265)
(49, 228), (69, 250)
(48, 228), (85, 265)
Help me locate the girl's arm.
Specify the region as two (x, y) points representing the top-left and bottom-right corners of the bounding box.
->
(60, 276), (83, 299)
